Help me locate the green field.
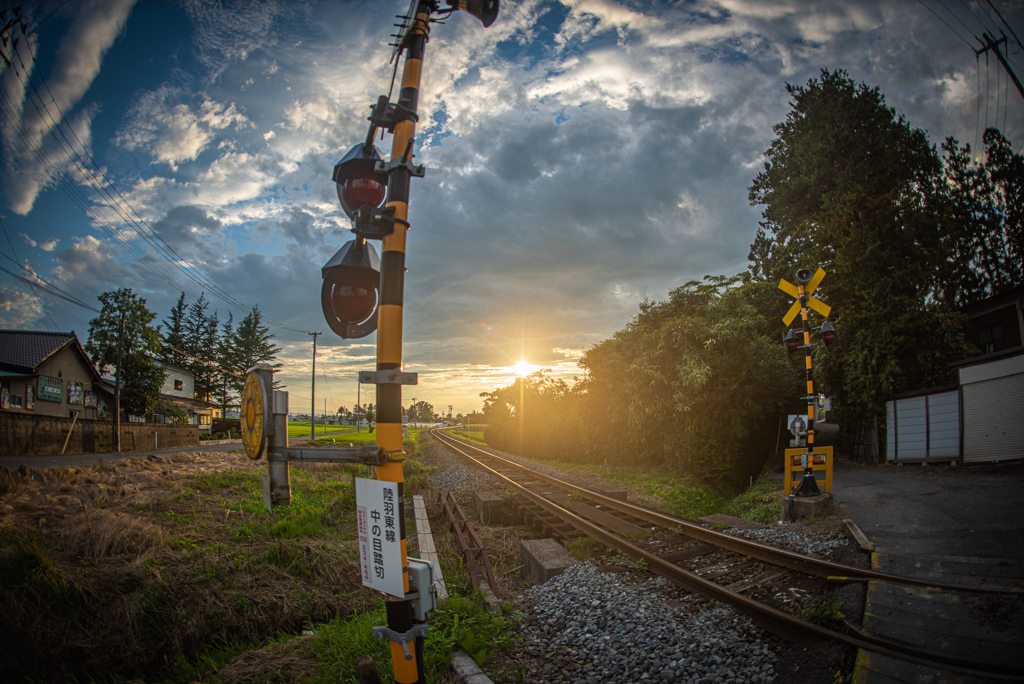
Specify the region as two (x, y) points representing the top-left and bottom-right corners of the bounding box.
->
(285, 422), (362, 439)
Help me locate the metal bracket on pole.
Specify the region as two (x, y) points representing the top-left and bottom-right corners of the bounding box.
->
(359, 370), (418, 385)
(372, 624), (429, 660)
(352, 204), (410, 240)
(280, 445), (386, 466)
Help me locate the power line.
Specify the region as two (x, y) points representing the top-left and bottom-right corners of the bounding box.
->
(919, 0), (977, 49)
(2, 22), (313, 335)
(0, 262), (100, 311)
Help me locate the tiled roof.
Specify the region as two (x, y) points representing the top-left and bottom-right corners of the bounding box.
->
(0, 330), (77, 373)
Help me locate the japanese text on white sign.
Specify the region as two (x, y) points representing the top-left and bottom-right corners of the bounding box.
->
(355, 477), (404, 597)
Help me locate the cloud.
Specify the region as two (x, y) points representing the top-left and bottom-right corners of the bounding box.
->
(21, 234), (59, 251)
(0, 284), (45, 329)
(115, 87), (251, 169)
(9, 0), (1022, 414)
(0, 0), (135, 214)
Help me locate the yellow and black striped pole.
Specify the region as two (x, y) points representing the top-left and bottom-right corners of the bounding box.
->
(376, 4), (430, 682)
(795, 281), (821, 496)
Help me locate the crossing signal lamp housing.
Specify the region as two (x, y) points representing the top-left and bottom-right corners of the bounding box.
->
(820, 320), (837, 350)
(333, 143), (388, 220)
(321, 239), (381, 339)
(784, 329), (802, 356)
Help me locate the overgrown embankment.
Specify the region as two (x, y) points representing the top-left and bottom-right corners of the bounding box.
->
(0, 452), (376, 682)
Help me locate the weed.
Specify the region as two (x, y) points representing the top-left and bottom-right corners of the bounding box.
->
(565, 537), (600, 560)
(660, 481), (725, 519)
(427, 593), (511, 669)
(795, 595), (846, 630)
(634, 558), (649, 573)
(1, 527), (81, 603)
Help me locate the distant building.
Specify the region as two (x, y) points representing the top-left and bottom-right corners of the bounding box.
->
(0, 330), (112, 419)
(963, 284), (1024, 355)
(153, 361), (217, 431)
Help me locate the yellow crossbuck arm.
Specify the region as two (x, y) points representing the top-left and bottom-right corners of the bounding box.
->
(779, 268), (831, 325)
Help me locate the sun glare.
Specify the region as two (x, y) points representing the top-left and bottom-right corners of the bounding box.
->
(511, 360), (540, 376)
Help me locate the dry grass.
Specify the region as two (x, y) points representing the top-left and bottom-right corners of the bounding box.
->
(0, 452), (374, 683)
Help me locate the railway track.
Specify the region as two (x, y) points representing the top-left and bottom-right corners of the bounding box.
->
(429, 428), (1024, 681)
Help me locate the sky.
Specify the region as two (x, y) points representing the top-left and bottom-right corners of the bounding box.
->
(1, 0), (1022, 418)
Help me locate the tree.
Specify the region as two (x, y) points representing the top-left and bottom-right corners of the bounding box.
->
(747, 70), (972, 461)
(86, 288), (165, 420)
(162, 292), (188, 367)
(214, 312), (237, 414)
(407, 400), (436, 423)
(226, 305), (281, 398)
(579, 276), (800, 487)
(936, 129), (1024, 306)
(182, 294), (220, 401)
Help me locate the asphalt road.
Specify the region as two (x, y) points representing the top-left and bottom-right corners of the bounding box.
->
(832, 460), (1024, 559)
(0, 440), (246, 470)
(0, 435), (325, 471)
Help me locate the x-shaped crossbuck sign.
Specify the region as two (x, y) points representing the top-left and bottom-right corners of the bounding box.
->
(778, 267), (831, 326)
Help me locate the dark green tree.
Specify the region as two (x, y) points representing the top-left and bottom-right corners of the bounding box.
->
(214, 312), (237, 414)
(407, 400), (436, 423)
(227, 305), (282, 398)
(747, 70), (971, 461)
(182, 294), (220, 401)
(936, 129), (1024, 306)
(579, 276), (800, 487)
(162, 292), (188, 367)
(86, 288), (166, 420)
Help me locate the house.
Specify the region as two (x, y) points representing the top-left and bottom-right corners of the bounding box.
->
(963, 284), (1024, 354)
(153, 361), (217, 432)
(0, 330), (112, 419)
(885, 286), (1024, 464)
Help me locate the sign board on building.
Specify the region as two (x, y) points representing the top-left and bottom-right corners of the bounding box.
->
(355, 477), (404, 598)
(37, 376), (62, 402)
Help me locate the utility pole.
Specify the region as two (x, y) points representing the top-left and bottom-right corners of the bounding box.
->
(309, 331), (321, 440)
(977, 32), (1024, 101)
(113, 313), (124, 453)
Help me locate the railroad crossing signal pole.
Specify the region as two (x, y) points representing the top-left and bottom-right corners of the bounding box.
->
(319, 2), (499, 681)
(779, 268), (836, 497)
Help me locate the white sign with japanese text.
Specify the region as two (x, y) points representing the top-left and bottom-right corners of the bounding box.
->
(355, 477), (404, 598)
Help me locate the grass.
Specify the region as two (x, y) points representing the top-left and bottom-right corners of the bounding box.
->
(0, 436), (512, 684)
(795, 595), (846, 630)
(287, 422), (360, 439)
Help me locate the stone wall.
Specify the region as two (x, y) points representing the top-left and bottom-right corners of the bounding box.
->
(0, 412), (199, 457)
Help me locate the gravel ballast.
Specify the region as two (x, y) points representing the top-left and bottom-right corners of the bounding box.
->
(514, 564), (776, 684)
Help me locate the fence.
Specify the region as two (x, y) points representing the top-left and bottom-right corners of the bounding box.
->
(0, 412), (199, 457)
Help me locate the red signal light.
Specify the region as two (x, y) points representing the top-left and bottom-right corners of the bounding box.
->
(331, 284), (376, 325)
(343, 176), (385, 212)
(784, 329), (802, 355)
(820, 320), (837, 350)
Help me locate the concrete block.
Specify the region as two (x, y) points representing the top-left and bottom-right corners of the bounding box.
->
(781, 492), (834, 522)
(475, 490), (508, 526)
(592, 484), (628, 501)
(521, 538), (579, 585)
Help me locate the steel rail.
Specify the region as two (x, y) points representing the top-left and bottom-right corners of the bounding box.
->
(430, 429), (1024, 680)
(433, 430), (1021, 596)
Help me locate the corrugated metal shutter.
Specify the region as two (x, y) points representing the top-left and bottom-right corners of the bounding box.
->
(962, 373), (1024, 463)
(886, 390), (961, 461)
(897, 397), (928, 458)
(927, 391), (960, 458)
(886, 401), (896, 461)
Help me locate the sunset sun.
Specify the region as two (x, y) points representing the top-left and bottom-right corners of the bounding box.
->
(511, 360), (540, 377)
